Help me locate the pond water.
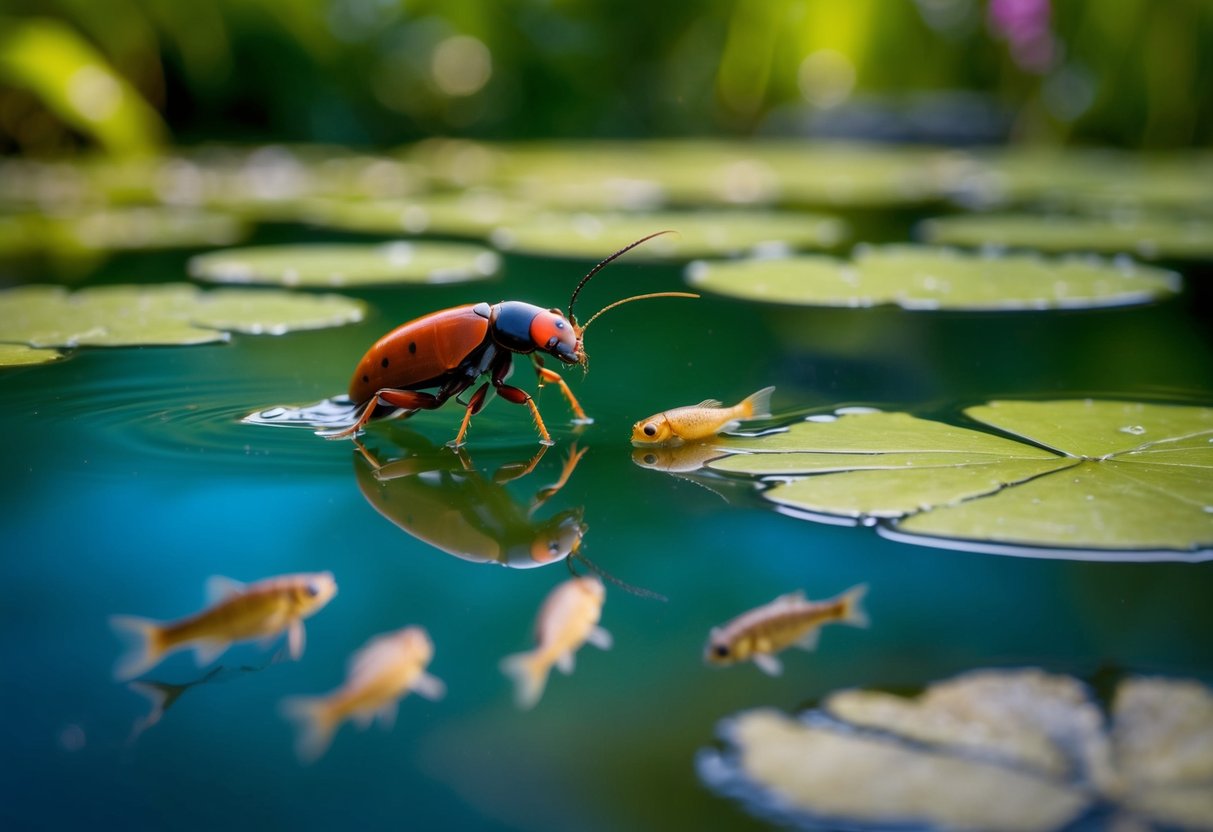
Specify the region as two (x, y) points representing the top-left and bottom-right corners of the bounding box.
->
(3, 228), (1212, 830)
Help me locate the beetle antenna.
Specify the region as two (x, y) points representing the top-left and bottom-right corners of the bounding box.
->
(567, 230), (675, 326)
(578, 292), (699, 336)
(573, 551), (668, 602)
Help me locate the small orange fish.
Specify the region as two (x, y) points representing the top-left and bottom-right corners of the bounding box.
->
(705, 584), (868, 676)
(281, 626), (445, 762)
(109, 572), (338, 681)
(631, 386), (774, 446)
(500, 576), (611, 709)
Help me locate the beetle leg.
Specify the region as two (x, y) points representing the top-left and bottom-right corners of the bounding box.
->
(491, 354), (554, 445)
(321, 389), (445, 440)
(493, 444), (550, 485)
(530, 443), (588, 512)
(531, 355), (591, 424)
(450, 383), (491, 448)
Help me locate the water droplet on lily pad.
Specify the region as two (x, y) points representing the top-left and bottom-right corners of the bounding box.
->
(189, 241), (500, 288)
(492, 210), (848, 260)
(706, 399), (1213, 557)
(686, 245), (1180, 310)
(0, 284), (364, 351)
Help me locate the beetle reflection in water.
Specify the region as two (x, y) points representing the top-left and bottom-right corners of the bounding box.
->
(352, 432), (588, 568)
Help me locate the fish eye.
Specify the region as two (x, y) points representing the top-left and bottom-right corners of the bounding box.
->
(643, 454), (657, 465)
(548, 541), (560, 554)
(713, 644), (730, 657)
(304, 582), (321, 598)
(643, 423), (657, 437)
(555, 320), (565, 330)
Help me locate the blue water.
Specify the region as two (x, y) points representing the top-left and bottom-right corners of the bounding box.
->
(2, 247), (1212, 831)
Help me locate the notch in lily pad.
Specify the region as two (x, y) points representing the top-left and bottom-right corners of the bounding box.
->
(686, 245), (1181, 310)
(189, 241), (501, 288)
(706, 399), (1213, 559)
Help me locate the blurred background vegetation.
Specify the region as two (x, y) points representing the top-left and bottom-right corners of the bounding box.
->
(0, 0), (1210, 157)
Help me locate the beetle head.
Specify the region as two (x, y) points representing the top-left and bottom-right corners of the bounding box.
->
(529, 308), (580, 364)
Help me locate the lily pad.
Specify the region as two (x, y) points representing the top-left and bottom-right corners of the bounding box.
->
(188, 241), (500, 288)
(708, 400), (1213, 556)
(459, 140), (955, 209)
(950, 149), (1213, 216)
(48, 207), (248, 252)
(700, 669), (1213, 832)
(921, 214), (1213, 261)
(686, 245), (1181, 310)
(302, 192), (539, 239)
(0, 343), (63, 367)
(492, 210), (848, 261)
(0, 284), (365, 349)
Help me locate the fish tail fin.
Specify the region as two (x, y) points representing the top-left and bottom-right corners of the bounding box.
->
(109, 615), (167, 681)
(280, 697), (339, 763)
(838, 583), (870, 629)
(739, 386), (775, 419)
(499, 651), (549, 710)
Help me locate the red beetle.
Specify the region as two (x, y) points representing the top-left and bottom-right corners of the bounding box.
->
(326, 231), (695, 445)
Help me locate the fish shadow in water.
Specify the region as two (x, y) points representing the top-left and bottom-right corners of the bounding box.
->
(125, 647), (288, 745)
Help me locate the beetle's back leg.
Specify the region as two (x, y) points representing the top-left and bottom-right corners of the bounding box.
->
(531, 355), (591, 424)
(321, 389), (445, 439)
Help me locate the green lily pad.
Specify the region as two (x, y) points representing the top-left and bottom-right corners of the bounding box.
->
(921, 214), (1213, 261)
(492, 210), (848, 260)
(48, 207), (249, 251)
(0, 342), (63, 366)
(708, 400), (1213, 555)
(189, 241), (500, 288)
(701, 670), (1213, 832)
(0, 284), (365, 348)
(686, 245), (1181, 310)
(470, 140), (957, 209)
(303, 192), (539, 239)
(952, 149), (1213, 216)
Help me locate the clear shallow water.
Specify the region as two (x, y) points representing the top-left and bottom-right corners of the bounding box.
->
(2, 243), (1213, 831)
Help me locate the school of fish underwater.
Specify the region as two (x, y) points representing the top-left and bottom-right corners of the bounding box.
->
(3, 5), (1213, 831)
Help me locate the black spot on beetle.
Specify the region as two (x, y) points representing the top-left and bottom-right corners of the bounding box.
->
(408, 341), (417, 354)
(362, 375), (370, 383)
(381, 357), (390, 368)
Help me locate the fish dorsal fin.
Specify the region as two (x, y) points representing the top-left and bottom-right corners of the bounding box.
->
(693, 398), (724, 408)
(205, 575), (246, 605)
(775, 589), (807, 604)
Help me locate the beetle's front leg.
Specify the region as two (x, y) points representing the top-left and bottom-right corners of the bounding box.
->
(491, 354), (554, 445)
(531, 355), (592, 424)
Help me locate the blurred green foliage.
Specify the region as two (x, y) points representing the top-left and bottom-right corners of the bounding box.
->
(0, 0), (1210, 154)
